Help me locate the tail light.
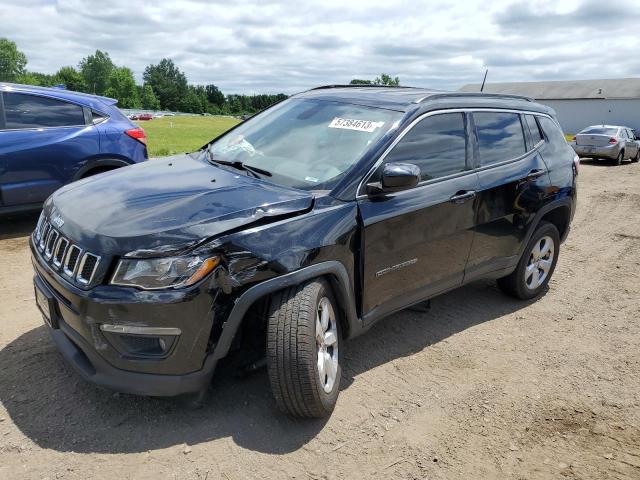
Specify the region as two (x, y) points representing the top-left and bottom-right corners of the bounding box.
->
(573, 154), (580, 175)
(609, 137), (617, 144)
(572, 136), (576, 142)
(125, 127), (147, 145)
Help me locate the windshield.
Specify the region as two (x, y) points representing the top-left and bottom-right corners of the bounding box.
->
(580, 127), (618, 135)
(205, 98), (401, 190)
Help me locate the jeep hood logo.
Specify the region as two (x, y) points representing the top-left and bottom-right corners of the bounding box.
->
(51, 214), (64, 228)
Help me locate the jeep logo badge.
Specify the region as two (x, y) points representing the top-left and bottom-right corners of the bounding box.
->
(51, 214), (64, 229)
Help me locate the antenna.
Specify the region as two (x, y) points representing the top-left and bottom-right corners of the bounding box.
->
(480, 69), (488, 92)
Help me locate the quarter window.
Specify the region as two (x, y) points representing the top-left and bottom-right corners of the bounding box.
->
(474, 112), (526, 166)
(3, 92), (85, 129)
(384, 113), (467, 181)
(525, 115), (543, 146)
(538, 117), (567, 147)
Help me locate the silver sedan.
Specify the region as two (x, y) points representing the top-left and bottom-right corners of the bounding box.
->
(571, 125), (640, 165)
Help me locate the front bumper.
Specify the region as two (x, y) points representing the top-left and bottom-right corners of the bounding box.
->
(30, 237), (222, 396)
(572, 143), (619, 159)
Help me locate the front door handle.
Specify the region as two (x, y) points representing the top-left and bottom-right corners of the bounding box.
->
(524, 169), (545, 181)
(450, 190), (476, 204)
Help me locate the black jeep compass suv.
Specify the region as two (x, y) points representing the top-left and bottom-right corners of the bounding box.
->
(31, 86), (577, 417)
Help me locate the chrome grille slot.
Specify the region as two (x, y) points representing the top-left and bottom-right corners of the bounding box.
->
(38, 221), (51, 250)
(35, 214), (45, 243)
(63, 245), (82, 277)
(76, 253), (100, 285)
(34, 215), (102, 288)
(44, 230), (59, 259)
(53, 237), (69, 267)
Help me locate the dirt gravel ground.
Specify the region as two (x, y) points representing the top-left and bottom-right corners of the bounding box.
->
(1, 159), (639, 480)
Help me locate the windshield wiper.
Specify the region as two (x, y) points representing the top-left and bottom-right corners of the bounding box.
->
(207, 155), (272, 178)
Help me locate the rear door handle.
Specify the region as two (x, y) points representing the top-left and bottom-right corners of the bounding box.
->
(524, 169), (545, 181)
(449, 190), (476, 204)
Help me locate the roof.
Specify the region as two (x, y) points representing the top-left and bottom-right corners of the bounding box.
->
(459, 78), (640, 100)
(296, 85), (536, 111)
(297, 85), (445, 110)
(0, 82), (117, 109)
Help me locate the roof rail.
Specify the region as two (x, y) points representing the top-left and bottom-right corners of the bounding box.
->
(415, 92), (534, 103)
(0, 82), (117, 102)
(309, 84), (419, 91)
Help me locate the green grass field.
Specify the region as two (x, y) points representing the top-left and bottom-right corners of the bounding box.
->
(136, 115), (576, 156)
(135, 116), (240, 157)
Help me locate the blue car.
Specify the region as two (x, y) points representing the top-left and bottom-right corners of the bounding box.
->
(0, 83), (148, 214)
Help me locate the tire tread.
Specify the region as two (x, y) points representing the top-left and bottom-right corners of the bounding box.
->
(266, 279), (338, 418)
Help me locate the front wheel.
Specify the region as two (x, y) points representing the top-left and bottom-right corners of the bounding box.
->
(266, 278), (342, 417)
(498, 221), (560, 300)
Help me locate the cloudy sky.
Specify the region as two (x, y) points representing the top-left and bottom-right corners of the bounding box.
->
(4, 0), (640, 94)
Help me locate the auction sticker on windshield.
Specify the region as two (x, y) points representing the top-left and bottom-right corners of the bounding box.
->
(328, 117), (385, 133)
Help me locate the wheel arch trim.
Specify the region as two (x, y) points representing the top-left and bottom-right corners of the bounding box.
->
(211, 261), (360, 365)
(73, 158), (131, 180)
(521, 197), (573, 257)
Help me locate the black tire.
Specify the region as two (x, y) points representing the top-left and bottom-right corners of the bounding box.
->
(497, 221), (560, 300)
(266, 278), (342, 418)
(632, 150), (640, 163)
(615, 151), (623, 166)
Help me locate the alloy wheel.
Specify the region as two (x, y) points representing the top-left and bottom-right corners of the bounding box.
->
(316, 297), (339, 393)
(524, 235), (555, 290)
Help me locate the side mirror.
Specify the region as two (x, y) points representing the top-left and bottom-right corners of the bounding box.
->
(366, 163), (421, 195)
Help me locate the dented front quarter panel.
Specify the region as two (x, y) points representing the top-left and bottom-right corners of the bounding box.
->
(198, 195), (359, 346)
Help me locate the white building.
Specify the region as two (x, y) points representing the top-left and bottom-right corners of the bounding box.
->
(459, 78), (640, 134)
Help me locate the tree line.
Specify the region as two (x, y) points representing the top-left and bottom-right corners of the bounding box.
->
(0, 38), (401, 115)
(0, 38), (287, 115)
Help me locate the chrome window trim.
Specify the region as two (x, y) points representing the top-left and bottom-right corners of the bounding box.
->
(0, 124), (90, 132)
(355, 107), (553, 199)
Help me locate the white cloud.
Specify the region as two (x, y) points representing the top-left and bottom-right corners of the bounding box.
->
(3, 0), (640, 93)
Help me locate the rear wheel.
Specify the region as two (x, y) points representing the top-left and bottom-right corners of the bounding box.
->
(498, 221), (560, 300)
(632, 150), (640, 163)
(615, 151), (624, 166)
(266, 278), (342, 418)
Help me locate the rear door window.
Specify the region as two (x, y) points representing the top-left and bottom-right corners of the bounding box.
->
(384, 112), (467, 181)
(3, 92), (85, 129)
(473, 112), (526, 166)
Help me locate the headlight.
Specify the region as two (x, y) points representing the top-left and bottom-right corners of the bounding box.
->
(111, 255), (219, 290)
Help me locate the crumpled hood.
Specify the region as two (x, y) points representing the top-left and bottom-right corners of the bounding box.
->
(45, 154), (313, 256)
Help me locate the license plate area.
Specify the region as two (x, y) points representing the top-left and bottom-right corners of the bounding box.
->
(34, 280), (59, 329)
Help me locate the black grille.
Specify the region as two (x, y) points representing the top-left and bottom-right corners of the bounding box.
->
(78, 254), (99, 283)
(66, 246), (81, 273)
(53, 238), (68, 266)
(119, 335), (164, 355)
(39, 223), (51, 249)
(45, 230), (59, 257)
